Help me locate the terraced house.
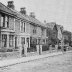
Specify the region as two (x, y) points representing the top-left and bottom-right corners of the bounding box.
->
(0, 1), (47, 57)
(0, 2), (16, 50)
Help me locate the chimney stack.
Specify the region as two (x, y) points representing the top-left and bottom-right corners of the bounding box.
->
(20, 7), (26, 15)
(7, 1), (15, 9)
(30, 12), (35, 18)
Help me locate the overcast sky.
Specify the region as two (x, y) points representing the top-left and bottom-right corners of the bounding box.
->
(0, 0), (72, 32)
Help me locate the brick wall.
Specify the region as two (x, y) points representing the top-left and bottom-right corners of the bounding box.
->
(30, 24), (34, 36)
(25, 22), (30, 34)
(30, 24), (46, 38)
(15, 19), (20, 34)
(9, 17), (14, 30)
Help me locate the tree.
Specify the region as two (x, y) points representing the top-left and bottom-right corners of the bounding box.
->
(47, 24), (58, 46)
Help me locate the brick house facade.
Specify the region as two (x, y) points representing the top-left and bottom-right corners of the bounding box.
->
(0, 2), (16, 50)
(0, 1), (47, 54)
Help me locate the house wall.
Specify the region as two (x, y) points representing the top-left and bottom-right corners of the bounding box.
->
(30, 24), (42, 38)
(37, 26), (42, 37)
(9, 16), (15, 30)
(0, 13), (16, 49)
(15, 19), (30, 48)
(25, 22), (30, 34)
(15, 19), (20, 34)
(29, 24), (47, 45)
(30, 24), (34, 36)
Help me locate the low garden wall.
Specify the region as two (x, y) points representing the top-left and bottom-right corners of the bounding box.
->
(0, 50), (20, 60)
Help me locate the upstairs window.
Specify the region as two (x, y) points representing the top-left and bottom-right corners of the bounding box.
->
(33, 26), (36, 34)
(1, 14), (5, 27)
(6, 16), (9, 28)
(24, 22), (25, 32)
(33, 29), (36, 34)
(21, 22), (23, 32)
(21, 21), (25, 32)
(1, 14), (9, 28)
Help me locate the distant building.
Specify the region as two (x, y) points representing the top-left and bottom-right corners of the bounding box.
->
(46, 22), (63, 45)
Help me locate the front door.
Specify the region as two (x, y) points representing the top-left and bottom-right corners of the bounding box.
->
(21, 37), (25, 55)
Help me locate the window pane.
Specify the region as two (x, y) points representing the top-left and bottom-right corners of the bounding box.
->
(24, 22), (25, 32)
(7, 16), (9, 28)
(2, 34), (7, 47)
(3, 16), (5, 27)
(21, 22), (23, 32)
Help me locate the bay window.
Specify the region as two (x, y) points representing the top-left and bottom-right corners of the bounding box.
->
(1, 14), (5, 27)
(1, 14), (9, 28)
(21, 21), (25, 32)
(2, 34), (7, 47)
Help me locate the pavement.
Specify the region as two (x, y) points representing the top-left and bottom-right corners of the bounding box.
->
(0, 51), (71, 68)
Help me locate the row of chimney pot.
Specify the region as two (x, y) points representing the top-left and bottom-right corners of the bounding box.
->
(7, 1), (35, 18)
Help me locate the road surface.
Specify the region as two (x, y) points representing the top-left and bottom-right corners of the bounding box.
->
(0, 51), (72, 72)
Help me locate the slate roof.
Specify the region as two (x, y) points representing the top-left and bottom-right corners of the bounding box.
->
(27, 16), (46, 27)
(0, 2), (46, 28)
(0, 2), (16, 16)
(10, 9), (29, 20)
(10, 8), (46, 28)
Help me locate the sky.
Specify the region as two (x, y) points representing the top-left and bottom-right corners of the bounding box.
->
(0, 0), (72, 32)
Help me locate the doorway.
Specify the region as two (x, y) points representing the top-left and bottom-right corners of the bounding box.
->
(21, 37), (25, 55)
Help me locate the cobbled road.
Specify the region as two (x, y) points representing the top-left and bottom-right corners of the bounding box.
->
(0, 51), (72, 72)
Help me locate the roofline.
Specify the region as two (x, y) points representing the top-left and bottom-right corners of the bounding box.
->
(0, 2), (16, 16)
(1, 1), (46, 28)
(14, 13), (46, 28)
(0, 10), (16, 17)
